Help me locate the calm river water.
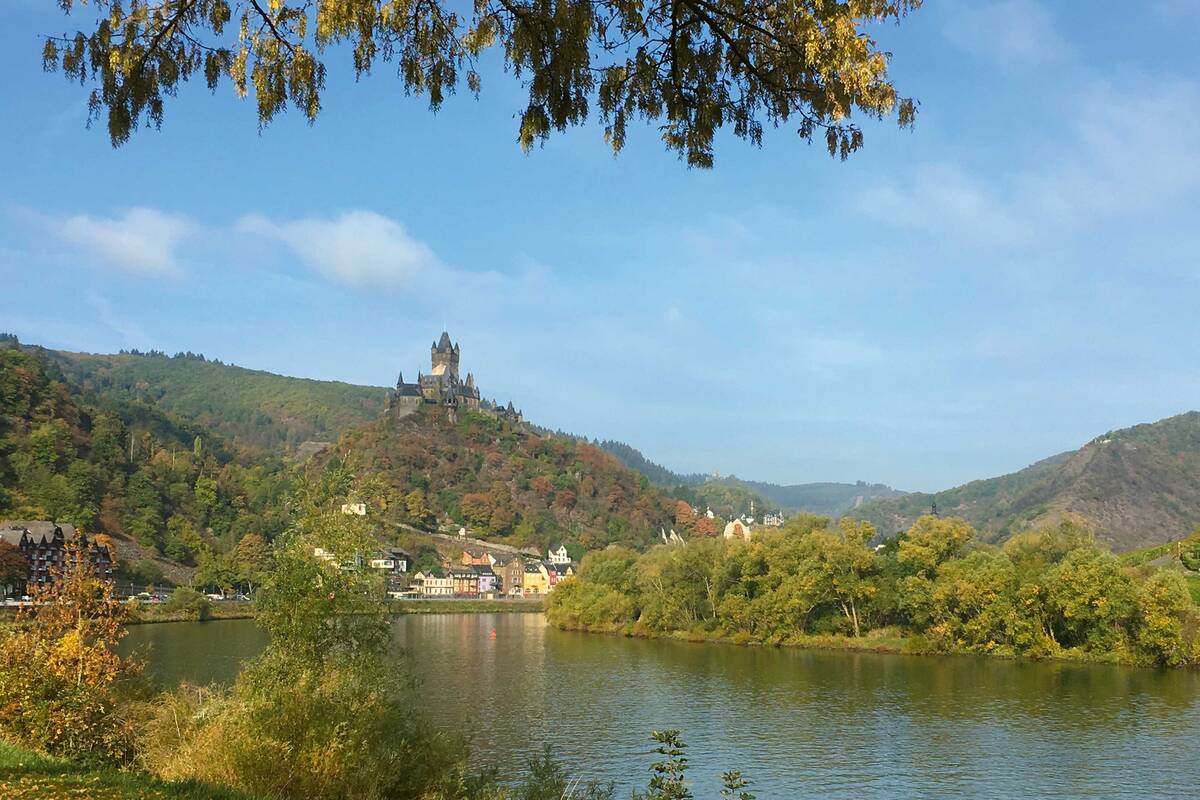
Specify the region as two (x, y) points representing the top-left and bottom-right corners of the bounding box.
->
(122, 614), (1200, 799)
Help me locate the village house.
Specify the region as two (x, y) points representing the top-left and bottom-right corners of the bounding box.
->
(369, 548), (412, 597)
(0, 521), (113, 597)
(476, 565), (498, 597)
(448, 565), (479, 595)
(488, 552), (524, 596)
(547, 543), (571, 565)
(542, 560), (575, 590)
(523, 561), (550, 596)
(761, 510), (785, 527)
(369, 547), (412, 574)
(461, 548), (491, 567)
(414, 570), (453, 596)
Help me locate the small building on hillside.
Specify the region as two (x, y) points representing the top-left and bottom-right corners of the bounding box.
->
(761, 510), (785, 528)
(723, 519), (753, 541)
(461, 548), (491, 567)
(369, 548), (411, 574)
(547, 544), (571, 565)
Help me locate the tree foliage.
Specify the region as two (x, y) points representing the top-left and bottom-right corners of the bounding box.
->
(336, 406), (676, 551)
(547, 516), (1200, 666)
(0, 342), (296, 575)
(0, 537), (142, 762)
(43, 0), (919, 165)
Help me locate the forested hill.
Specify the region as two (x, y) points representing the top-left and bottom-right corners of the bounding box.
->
(711, 477), (905, 516)
(39, 346), (387, 454)
(334, 407), (676, 552)
(850, 412), (1200, 552)
(0, 341), (295, 583)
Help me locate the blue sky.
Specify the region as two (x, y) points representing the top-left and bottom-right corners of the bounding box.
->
(3, 1), (1199, 492)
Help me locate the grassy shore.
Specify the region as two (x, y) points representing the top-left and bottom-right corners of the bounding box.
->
(127, 603), (256, 625)
(0, 740), (257, 799)
(388, 597), (544, 614)
(552, 620), (911, 656)
(4, 597), (545, 628)
(548, 620), (1169, 667)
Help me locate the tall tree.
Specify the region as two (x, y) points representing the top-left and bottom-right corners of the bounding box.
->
(0, 541), (26, 597)
(43, 0), (919, 165)
(233, 532), (270, 593)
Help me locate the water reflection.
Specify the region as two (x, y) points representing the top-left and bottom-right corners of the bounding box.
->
(122, 615), (1200, 798)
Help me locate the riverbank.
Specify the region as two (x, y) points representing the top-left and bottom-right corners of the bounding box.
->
(547, 620), (1169, 668)
(388, 597), (544, 614)
(3, 597), (545, 628)
(0, 740), (257, 799)
(552, 620), (911, 656)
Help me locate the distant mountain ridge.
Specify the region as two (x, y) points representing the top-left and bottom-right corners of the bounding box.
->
(564, 436), (906, 517)
(850, 412), (1200, 552)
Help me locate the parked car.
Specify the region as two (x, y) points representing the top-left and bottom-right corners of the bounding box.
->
(205, 593), (224, 601)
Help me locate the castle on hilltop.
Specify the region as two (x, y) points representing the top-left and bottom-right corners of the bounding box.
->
(388, 332), (522, 423)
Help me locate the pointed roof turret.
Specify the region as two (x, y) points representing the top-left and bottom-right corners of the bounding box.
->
(396, 371), (405, 388)
(466, 372), (476, 388)
(436, 331), (453, 351)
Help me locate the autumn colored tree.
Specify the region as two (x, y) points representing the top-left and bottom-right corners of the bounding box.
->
(43, 0), (919, 165)
(403, 488), (432, 525)
(673, 500), (697, 533)
(0, 537), (141, 761)
(0, 540), (26, 596)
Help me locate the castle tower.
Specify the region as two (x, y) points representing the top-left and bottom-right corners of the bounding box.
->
(430, 331), (460, 379)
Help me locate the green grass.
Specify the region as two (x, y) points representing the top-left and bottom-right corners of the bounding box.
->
(0, 740), (257, 799)
(389, 598), (544, 614)
(127, 603), (256, 625)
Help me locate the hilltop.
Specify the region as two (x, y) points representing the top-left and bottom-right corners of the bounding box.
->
(0, 341), (295, 583)
(851, 412), (1200, 552)
(40, 346), (387, 454)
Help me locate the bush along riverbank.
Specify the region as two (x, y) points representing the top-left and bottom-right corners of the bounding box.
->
(547, 515), (1200, 668)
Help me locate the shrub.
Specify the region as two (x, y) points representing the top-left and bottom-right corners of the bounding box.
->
(163, 587), (212, 620)
(0, 539), (142, 763)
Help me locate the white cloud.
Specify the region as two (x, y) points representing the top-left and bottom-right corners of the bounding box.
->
(943, 0), (1072, 67)
(55, 207), (194, 275)
(238, 210), (443, 289)
(856, 162), (1030, 248)
(855, 77), (1200, 251)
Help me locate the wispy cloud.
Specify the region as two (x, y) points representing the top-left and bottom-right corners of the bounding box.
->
(238, 210), (443, 289)
(942, 0), (1072, 67)
(53, 207), (194, 275)
(854, 77), (1200, 251)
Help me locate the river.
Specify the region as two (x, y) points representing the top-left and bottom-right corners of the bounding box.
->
(121, 614), (1200, 799)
